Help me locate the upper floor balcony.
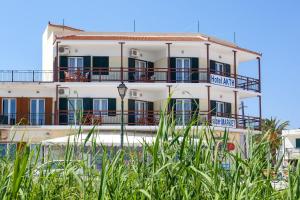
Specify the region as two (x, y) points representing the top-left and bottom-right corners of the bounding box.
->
(0, 67), (260, 92)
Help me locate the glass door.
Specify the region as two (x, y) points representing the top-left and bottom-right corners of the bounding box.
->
(30, 99), (45, 125)
(215, 62), (224, 76)
(93, 99), (108, 116)
(216, 101), (225, 117)
(135, 60), (147, 80)
(68, 57), (84, 74)
(176, 58), (190, 82)
(135, 101), (148, 124)
(68, 99), (83, 125)
(176, 99), (191, 125)
(2, 98), (16, 125)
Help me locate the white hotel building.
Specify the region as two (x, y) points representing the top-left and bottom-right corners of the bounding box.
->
(0, 23), (262, 149)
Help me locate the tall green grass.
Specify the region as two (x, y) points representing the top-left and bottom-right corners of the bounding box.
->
(0, 110), (298, 199)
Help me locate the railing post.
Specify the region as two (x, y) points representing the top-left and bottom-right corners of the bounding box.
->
(33, 70), (35, 82)
(11, 71), (14, 82)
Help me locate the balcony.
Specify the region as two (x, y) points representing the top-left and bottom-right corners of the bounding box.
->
(0, 68), (260, 92)
(285, 148), (300, 160)
(0, 111), (261, 130)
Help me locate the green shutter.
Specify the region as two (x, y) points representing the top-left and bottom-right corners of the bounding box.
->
(296, 139), (300, 148)
(225, 103), (232, 117)
(147, 61), (154, 79)
(191, 58), (199, 82)
(225, 64), (231, 77)
(170, 57), (176, 82)
(148, 101), (154, 125)
(192, 99), (199, 119)
(210, 100), (216, 115)
(93, 56), (109, 75)
(210, 60), (216, 74)
(128, 99), (135, 125)
(128, 58), (135, 82)
(83, 56), (91, 81)
(108, 98), (116, 116)
(59, 56), (68, 81)
(59, 98), (68, 124)
(83, 98), (93, 111)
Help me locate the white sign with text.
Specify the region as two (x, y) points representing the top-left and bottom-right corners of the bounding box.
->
(211, 116), (236, 128)
(210, 74), (235, 88)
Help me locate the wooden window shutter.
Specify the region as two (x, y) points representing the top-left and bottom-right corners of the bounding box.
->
(45, 98), (53, 125)
(17, 97), (29, 125)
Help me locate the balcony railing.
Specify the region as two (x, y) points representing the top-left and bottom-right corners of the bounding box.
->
(0, 68), (260, 92)
(285, 148), (300, 160)
(0, 111), (261, 130)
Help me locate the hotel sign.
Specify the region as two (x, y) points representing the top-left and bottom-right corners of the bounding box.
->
(212, 116), (236, 128)
(210, 74), (235, 88)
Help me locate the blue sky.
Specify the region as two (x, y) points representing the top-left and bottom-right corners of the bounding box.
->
(0, 0), (298, 127)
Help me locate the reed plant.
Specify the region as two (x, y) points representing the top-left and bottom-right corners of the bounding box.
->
(0, 109), (298, 199)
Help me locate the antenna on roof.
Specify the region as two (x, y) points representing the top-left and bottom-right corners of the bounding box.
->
(133, 19), (136, 32)
(233, 32), (236, 44)
(197, 20), (200, 33)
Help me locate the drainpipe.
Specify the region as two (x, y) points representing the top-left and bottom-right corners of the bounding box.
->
(119, 42), (125, 82)
(205, 43), (210, 83)
(55, 41), (61, 82)
(207, 85), (211, 124)
(233, 50), (237, 88)
(257, 57), (261, 93)
(258, 95), (262, 130)
(55, 84), (60, 125)
(234, 91), (238, 128)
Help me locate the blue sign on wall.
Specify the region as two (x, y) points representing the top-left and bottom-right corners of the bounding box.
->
(212, 116), (236, 128)
(210, 74), (235, 88)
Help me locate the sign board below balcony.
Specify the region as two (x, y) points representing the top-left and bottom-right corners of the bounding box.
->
(210, 74), (235, 88)
(211, 116), (236, 128)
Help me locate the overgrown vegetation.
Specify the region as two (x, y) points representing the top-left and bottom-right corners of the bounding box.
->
(0, 111), (298, 199)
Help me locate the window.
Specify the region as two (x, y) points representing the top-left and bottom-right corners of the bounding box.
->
(176, 99), (191, 125)
(93, 99), (108, 116)
(296, 139), (300, 148)
(30, 99), (45, 125)
(216, 101), (225, 115)
(176, 58), (190, 82)
(135, 60), (147, 80)
(215, 62), (224, 75)
(2, 98), (16, 125)
(68, 57), (83, 73)
(135, 101), (148, 123)
(68, 99), (83, 125)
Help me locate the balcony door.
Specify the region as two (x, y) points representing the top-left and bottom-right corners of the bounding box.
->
(68, 57), (84, 74)
(176, 99), (191, 125)
(30, 99), (45, 125)
(68, 99), (83, 125)
(135, 60), (147, 80)
(216, 101), (225, 116)
(93, 99), (108, 116)
(176, 58), (190, 82)
(2, 98), (16, 125)
(135, 101), (148, 124)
